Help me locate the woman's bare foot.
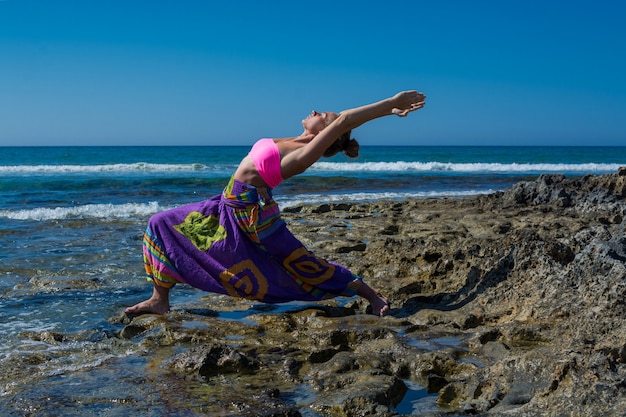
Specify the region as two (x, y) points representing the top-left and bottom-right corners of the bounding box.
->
(358, 282), (390, 317)
(125, 285), (171, 315)
(125, 298), (170, 315)
(368, 293), (390, 317)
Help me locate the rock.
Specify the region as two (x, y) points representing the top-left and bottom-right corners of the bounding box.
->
(311, 373), (406, 417)
(17, 330), (67, 344)
(312, 204), (331, 214)
(110, 168), (626, 416)
(119, 314), (161, 339)
(336, 242), (367, 253)
(169, 343), (260, 377)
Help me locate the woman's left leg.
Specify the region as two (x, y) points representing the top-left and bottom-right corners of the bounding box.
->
(125, 283), (171, 315)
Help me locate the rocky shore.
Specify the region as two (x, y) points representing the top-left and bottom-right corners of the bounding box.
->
(116, 168), (626, 416)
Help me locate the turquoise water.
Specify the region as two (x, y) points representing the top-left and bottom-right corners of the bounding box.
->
(0, 145), (624, 414)
(2, 146), (624, 216)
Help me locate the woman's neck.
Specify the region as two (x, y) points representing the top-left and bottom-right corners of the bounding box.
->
(296, 132), (316, 142)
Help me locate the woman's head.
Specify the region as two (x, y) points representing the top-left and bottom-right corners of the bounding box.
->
(302, 110), (338, 135)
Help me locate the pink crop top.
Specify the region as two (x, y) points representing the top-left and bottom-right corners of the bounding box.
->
(248, 138), (284, 188)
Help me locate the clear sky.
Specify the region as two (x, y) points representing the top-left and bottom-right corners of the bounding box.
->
(1, 1), (625, 147)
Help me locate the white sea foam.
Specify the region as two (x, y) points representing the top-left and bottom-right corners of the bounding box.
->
(0, 318), (56, 335)
(0, 202), (164, 221)
(278, 190), (494, 208)
(0, 161), (621, 175)
(311, 161), (622, 173)
(0, 162), (215, 174)
(39, 352), (123, 377)
(0, 191), (492, 221)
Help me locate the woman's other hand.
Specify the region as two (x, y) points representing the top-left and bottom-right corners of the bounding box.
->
(391, 90), (426, 117)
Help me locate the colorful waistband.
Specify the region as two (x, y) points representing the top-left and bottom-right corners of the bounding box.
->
(222, 176), (275, 208)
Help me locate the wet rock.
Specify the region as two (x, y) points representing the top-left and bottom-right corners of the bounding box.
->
(119, 314), (161, 339)
(278, 357), (303, 380)
(27, 275), (103, 291)
(311, 373), (406, 417)
(308, 347), (342, 364)
(169, 343), (260, 377)
(312, 204), (331, 214)
(18, 330), (66, 344)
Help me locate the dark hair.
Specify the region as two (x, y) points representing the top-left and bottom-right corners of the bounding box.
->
(323, 130), (360, 158)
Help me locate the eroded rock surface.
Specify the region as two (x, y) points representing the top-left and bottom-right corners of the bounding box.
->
(115, 168), (626, 416)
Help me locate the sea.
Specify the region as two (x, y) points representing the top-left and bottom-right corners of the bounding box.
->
(1, 145), (625, 415)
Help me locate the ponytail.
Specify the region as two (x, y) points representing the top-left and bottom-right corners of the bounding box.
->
(323, 130), (360, 158)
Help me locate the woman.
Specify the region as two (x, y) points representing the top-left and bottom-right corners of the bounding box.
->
(125, 90), (426, 317)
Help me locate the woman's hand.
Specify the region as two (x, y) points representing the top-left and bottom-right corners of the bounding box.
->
(391, 90), (426, 117)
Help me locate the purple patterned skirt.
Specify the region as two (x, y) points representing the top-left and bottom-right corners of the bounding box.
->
(141, 177), (362, 303)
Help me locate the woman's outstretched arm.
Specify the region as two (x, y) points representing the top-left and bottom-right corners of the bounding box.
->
(337, 90), (426, 128)
(285, 90), (425, 175)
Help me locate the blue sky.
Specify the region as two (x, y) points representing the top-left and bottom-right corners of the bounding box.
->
(1, 1), (625, 147)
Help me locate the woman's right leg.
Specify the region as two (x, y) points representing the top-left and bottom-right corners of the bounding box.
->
(357, 282), (390, 317)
